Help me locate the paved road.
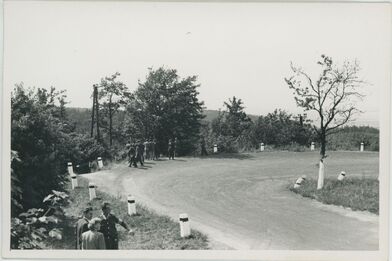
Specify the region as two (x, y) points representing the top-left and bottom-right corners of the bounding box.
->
(84, 151), (379, 250)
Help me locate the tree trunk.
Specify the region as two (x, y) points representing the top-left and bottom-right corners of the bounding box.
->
(317, 132), (326, 190)
(317, 159), (325, 190)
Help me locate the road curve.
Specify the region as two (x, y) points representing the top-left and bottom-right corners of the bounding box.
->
(84, 151), (379, 250)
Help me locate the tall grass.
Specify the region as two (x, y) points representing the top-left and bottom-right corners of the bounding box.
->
(289, 178), (379, 214)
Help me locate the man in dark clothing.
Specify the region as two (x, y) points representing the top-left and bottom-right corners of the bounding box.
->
(201, 138), (208, 156)
(168, 139), (176, 160)
(128, 143), (137, 167)
(99, 202), (134, 249)
(75, 207), (93, 249)
(136, 141), (144, 166)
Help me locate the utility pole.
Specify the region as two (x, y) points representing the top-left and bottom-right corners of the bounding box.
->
(90, 84), (101, 142)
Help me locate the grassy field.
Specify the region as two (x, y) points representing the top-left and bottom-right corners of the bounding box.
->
(45, 177), (209, 250)
(289, 178), (379, 214)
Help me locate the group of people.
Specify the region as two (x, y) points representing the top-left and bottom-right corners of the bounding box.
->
(76, 202), (133, 250)
(126, 138), (177, 167)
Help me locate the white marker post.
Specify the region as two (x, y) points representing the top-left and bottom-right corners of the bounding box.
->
(179, 213), (191, 238)
(337, 171), (346, 181)
(67, 162), (74, 175)
(294, 175), (306, 189)
(310, 142), (315, 151)
(70, 174), (78, 189)
(97, 157), (104, 169)
(88, 183), (96, 200)
(127, 195), (136, 216)
(213, 144), (218, 153)
(360, 142), (364, 152)
(260, 143), (265, 152)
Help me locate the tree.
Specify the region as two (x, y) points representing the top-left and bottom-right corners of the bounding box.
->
(124, 67), (205, 155)
(97, 72), (131, 147)
(285, 55), (364, 189)
(223, 97), (252, 138)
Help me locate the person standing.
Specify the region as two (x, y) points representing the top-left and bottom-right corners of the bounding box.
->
(136, 141), (145, 166)
(143, 140), (149, 160)
(151, 139), (157, 160)
(168, 139), (173, 160)
(201, 138), (208, 156)
(99, 202), (134, 249)
(128, 143), (137, 168)
(75, 207), (93, 249)
(81, 218), (106, 250)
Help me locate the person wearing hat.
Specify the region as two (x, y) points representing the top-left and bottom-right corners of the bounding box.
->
(81, 218), (106, 250)
(75, 206), (93, 249)
(99, 202), (134, 249)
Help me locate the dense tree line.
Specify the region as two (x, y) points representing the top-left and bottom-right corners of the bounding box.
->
(205, 97), (316, 153)
(11, 84), (107, 215)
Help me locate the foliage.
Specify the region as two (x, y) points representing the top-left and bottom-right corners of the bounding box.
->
(209, 97), (255, 153)
(326, 125), (379, 151)
(208, 103), (316, 153)
(123, 67), (205, 156)
(11, 84), (110, 212)
(97, 72), (132, 146)
(254, 109), (315, 147)
(11, 84), (74, 212)
(11, 190), (70, 249)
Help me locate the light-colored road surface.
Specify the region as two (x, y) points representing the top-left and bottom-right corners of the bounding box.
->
(84, 151), (379, 250)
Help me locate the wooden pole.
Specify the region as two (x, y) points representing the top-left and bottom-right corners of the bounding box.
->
(95, 86), (100, 141)
(91, 86), (96, 138)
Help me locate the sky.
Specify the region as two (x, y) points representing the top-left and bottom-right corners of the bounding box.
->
(4, 1), (391, 127)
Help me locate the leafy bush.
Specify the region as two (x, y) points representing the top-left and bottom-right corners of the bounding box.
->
(11, 84), (112, 213)
(11, 190), (70, 249)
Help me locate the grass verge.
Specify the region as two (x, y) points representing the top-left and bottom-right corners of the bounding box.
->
(289, 178), (379, 215)
(45, 177), (209, 250)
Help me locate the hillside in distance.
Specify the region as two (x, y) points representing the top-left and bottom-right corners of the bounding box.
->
(66, 107), (378, 135)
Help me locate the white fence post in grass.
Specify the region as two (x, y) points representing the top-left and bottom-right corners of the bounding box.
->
(71, 174), (78, 189)
(88, 183), (97, 200)
(127, 195), (136, 216)
(310, 142), (315, 151)
(213, 144), (218, 153)
(260, 143), (265, 152)
(67, 162), (74, 175)
(179, 213), (191, 238)
(360, 142), (364, 152)
(337, 171), (346, 181)
(294, 175), (306, 189)
(97, 157), (104, 169)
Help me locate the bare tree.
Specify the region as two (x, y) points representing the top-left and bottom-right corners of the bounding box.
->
(285, 55), (365, 189)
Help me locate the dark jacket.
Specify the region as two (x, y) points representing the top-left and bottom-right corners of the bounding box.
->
(99, 213), (127, 249)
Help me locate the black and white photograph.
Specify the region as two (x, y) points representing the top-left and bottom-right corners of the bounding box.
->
(1, 1), (391, 260)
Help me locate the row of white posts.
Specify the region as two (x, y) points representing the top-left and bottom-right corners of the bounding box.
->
(311, 142), (365, 152)
(212, 142), (365, 153)
(68, 161), (191, 238)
